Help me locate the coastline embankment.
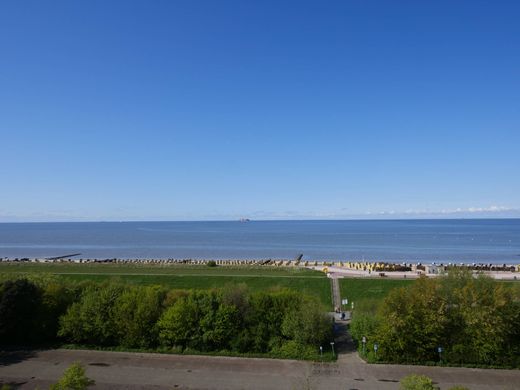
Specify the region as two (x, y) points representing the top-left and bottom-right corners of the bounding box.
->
(1, 256), (518, 280)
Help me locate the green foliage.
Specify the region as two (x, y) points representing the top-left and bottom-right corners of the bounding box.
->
(58, 283), (125, 345)
(399, 374), (436, 390)
(0, 279), (42, 344)
(281, 297), (332, 346)
(356, 271), (520, 367)
(0, 270), (331, 360)
(349, 313), (379, 352)
(50, 362), (95, 390)
(39, 281), (82, 342)
(112, 286), (166, 348)
(158, 293), (206, 349)
(207, 260), (217, 267)
(376, 277), (448, 362)
(157, 288), (331, 358)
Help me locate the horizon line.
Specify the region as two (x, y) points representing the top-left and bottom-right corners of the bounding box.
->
(1, 216), (520, 224)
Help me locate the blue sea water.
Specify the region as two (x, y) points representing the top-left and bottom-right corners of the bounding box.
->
(0, 219), (519, 263)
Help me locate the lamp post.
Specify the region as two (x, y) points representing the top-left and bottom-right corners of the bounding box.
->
(437, 346), (443, 363)
(362, 336), (366, 355)
(373, 343), (379, 359)
(330, 342), (335, 357)
(319, 346), (323, 362)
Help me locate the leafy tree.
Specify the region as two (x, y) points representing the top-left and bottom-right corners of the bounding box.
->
(158, 294), (202, 349)
(376, 277), (448, 362)
(39, 281), (80, 342)
(112, 286), (166, 348)
(441, 273), (520, 365)
(349, 313), (379, 351)
(281, 297), (332, 347)
(202, 303), (240, 350)
(0, 279), (42, 344)
(58, 283), (124, 345)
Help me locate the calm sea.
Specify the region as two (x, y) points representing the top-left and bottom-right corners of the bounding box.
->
(0, 219), (519, 263)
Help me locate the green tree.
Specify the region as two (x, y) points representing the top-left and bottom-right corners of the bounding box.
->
(447, 275), (519, 365)
(376, 277), (448, 362)
(0, 279), (42, 344)
(349, 313), (379, 351)
(39, 281), (79, 342)
(281, 297), (332, 347)
(202, 303), (240, 350)
(112, 286), (166, 348)
(58, 283), (124, 345)
(158, 294), (202, 349)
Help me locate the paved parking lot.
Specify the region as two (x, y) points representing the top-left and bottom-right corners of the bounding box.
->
(1, 349), (520, 389)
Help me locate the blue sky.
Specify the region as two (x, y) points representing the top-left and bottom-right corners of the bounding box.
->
(1, 1), (519, 221)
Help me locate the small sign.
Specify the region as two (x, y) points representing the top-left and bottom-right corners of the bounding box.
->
(342, 298), (348, 305)
(373, 343), (379, 351)
(437, 347), (443, 353)
(362, 336), (366, 344)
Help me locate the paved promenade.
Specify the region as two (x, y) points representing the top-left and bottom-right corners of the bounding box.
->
(1, 349), (519, 390)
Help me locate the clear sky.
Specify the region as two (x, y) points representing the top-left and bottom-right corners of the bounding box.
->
(1, 1), (519, 221)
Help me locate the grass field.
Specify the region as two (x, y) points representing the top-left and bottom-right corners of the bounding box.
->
(339, 277), (518, 314)
(339, 278), (412, 313)
(0, 262), (332, 307)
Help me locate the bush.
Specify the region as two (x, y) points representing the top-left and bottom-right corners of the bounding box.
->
(207, 261), (217, 267)
(50, 362), (95, 390)
(400, 374), (436, 390)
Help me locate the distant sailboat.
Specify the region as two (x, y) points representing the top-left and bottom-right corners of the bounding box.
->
(239, 218), (251, 222)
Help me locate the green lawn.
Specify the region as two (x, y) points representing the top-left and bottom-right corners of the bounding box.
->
(0, 262), (332, 307)
(339, 278), (412, 313)
(0, 262), (319, 276)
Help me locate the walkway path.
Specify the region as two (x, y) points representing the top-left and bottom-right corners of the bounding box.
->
(329, 274), (365, 365)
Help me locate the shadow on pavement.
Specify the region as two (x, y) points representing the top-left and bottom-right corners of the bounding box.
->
(0, 380), (28, 389)
(334, 321), (356, 354)
(0, 350), (36, 367)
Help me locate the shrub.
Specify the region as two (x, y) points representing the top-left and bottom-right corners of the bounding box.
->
(400, 374), (436, 390)
(50, 362), (95, 390)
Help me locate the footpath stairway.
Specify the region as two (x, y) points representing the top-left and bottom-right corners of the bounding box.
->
(329, 276), (365, 364)
(331, 277), (341, 311)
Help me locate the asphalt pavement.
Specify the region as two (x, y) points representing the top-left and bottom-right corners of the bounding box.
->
(1, 349), (519, 390)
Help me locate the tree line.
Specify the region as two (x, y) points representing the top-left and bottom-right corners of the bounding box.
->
(0, 275), (333, 360)
(350, 270), (520, 367)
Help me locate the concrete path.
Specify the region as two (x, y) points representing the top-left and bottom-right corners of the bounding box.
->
(1, 349), (519, 390)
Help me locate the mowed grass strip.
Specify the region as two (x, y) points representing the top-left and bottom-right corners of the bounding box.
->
(56, 273), (331, 306)
(0, 263), (331, 307)
(0, 262), (322, 277)
(339, 278), (412, 313)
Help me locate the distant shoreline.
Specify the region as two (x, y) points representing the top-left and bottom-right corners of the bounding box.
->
(1, 217), (520, 223)
(1, 256), (518, 280)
